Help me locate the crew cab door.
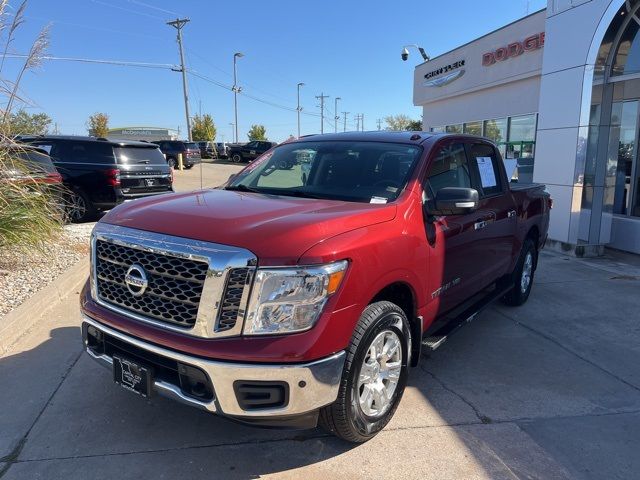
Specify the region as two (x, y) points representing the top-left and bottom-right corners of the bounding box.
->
(244, 141), (259, 159)
(423, 141), (487, 315)
(465, 142), (517, 282)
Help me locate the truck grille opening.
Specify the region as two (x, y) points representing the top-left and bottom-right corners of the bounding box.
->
(217, 268), (250, 332)
(95, 240), (209, 329)
(233, 381), (289, 410)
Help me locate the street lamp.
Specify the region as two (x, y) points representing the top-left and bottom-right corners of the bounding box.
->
(334, 97), (341, 133)
(232, 52), (244, 143)
(297, 82), (305, 138)
(229, 122), (235, 142)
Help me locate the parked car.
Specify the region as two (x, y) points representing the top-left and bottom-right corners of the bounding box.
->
(227, 140), (277, 163)
(154, 140), (202, 169)
(80, 131), (550, 443)
(25, 136), (173, 222)
(197, 141), (216, 159)
(215, 142), (228, 159)
(1, 144), (63, 186)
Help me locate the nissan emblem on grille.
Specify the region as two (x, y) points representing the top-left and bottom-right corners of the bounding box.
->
(124, 264), (148, 297)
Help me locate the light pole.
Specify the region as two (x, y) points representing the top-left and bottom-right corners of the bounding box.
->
(229, 122), (235, 142)
(297, 82), (304, 138)
(334, 97), (341, 133)
(232, 52), (244, 143)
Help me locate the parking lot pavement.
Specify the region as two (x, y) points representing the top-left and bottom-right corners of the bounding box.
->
(172, 161), (245, 192)
(1, 250), (639, 479)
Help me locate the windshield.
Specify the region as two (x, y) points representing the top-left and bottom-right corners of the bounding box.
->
(184, 142), (199, 150)
(114, 146), (167, 165)
(227, 141), (423, 203)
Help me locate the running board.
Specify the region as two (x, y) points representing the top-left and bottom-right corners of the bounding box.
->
(421, 284), (511, 352)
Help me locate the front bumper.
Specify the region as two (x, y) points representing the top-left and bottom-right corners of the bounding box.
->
(82, 315), (345, 425)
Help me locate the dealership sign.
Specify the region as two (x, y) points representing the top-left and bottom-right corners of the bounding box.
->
(423, 59), (466, 87)
(482, 32), (545, 66)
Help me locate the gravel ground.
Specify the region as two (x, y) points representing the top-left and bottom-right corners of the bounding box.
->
(0, 223), (93, 317)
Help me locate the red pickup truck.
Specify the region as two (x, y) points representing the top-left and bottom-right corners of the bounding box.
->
(81, 132), (550, 443)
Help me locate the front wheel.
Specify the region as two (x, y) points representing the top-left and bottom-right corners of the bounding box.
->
(319, 301), (409, 443)
(502, 238), (537, 306)
(231, 153), (243, 163)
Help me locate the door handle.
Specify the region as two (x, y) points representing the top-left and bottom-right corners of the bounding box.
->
(474, 220), (487, 230)
(507, 210), (517, 219)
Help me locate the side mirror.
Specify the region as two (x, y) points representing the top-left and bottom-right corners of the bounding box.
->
(431, 187), (479, 215)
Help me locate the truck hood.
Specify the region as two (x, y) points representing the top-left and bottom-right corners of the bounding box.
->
(102, 189), (397, 265)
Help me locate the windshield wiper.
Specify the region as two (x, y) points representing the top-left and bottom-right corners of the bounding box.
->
(261, 189), (326, 199)
(225, 184), (262, 193)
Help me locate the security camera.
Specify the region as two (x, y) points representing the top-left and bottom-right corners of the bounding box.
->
(401, 48), (409, 61)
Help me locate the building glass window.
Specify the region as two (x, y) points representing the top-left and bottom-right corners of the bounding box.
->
(506, 114), (537, 159)
(445, 124), (463, 133)
(483, 118), (508, 158)
(612, 19), (640, 77)
(463, 121), (482, 136)
(608, 100), (639, 216)
(431, 126), (445, 133)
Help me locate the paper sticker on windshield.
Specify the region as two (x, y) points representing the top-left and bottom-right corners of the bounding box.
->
(476, 157), (497, 188)
(370, 196), (388, 204)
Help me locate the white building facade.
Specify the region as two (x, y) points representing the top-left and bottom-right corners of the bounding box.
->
(413, 0), (640, 255)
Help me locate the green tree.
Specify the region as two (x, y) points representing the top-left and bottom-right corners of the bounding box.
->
(87, 112), (109, 137)
(247, 124), (267, 141)
(8, 110), (52, 135)
(384, 114), (422, 131)
(191, 114), (217, 141)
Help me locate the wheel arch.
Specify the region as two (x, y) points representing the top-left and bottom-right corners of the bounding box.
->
(369, 281), (422, 367)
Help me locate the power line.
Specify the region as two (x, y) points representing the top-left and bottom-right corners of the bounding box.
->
(129, 0), (179, 16)
(90, 0), (164, 20)
(4, 53), (176, 69)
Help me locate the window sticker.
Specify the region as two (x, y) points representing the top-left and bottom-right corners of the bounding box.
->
(476, 157), (497, 188)
(370, 196), (388, 204)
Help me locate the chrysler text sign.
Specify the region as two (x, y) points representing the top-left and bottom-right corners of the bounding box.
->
(482, 32), (545, 66)
(423, 60), (466, 87)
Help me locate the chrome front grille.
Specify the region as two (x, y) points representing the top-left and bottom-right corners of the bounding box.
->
(91, 223), (257, 338)
(217, 268), (250, 332)
(95, 240), (208, 328)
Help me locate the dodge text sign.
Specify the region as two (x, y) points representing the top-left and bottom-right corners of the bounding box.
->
(482, 32), (545, 66)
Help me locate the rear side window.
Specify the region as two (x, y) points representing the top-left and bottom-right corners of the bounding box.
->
(114, 146), (166, 165)
(55, 141), (114, 164)
(468, 143), (503, 196)
(425, 143), (472, 200)
(185, 142), (198, 150)
(18, 151), (56, 173)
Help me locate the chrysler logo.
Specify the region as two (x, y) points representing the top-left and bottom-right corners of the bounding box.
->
(124, 264), (148, 297)
(423, 69), (465, 87)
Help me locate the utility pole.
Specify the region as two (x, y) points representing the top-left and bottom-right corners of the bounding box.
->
(334, 97), (341, 133)
(376, 118), (382, 131)
(167, 18), (192, 141)
(355, 114), (361, 132)
(316, 93), (329, 134)
(232, 52), (244, 143)
(361, 114), (365, 131)
(342, 112), (349, 132)
(297, 82), (304, 138)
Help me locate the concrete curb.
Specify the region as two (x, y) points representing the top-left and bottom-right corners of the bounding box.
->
(0, 255), (89, 356)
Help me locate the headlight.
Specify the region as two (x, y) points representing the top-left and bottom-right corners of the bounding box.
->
(243, 260), (348, 335)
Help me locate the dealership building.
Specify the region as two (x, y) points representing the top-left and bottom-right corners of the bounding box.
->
(107, 126), (178, 142)
(413, 0), (640, 255)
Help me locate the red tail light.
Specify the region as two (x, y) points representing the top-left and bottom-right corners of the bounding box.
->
(43, 172), (63, 184)
(548, 197), (553, 209)
(104, 168), (121, 187)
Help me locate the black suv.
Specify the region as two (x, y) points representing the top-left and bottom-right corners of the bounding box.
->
(154, 140), (201, 168)
(26, 136), (173, 222)
(227, 140), (277, 163)
(196, 141), (216, 159)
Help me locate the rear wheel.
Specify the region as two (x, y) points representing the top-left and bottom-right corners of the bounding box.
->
(502, 238), (537, 306)
(231, 153), (243, 163)
(65, 189), (95, 223)
(319, 301), (409, 443)
(167, 157), (176, 169)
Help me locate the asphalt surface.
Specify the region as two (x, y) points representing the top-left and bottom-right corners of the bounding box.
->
(1, 164), (640, 479)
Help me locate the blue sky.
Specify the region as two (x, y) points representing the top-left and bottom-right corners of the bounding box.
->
(6, 0), (547, 142)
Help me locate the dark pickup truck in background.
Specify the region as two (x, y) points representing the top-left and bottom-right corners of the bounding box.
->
(26, 136), (173, 222)
(81, 132), (550, 442)
(227, 140), (277, 163)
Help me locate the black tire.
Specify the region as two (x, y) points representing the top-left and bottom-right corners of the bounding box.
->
(65, 189), (95, 223)
(231, 153), (243, 163)
(319, 301), (410, 443)
(167, 157), (176, 169)
(502, 237), (537, 306)
(185, 164), (194, 170)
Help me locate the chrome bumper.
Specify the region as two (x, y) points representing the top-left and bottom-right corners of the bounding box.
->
(82, 316), (345, 418)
